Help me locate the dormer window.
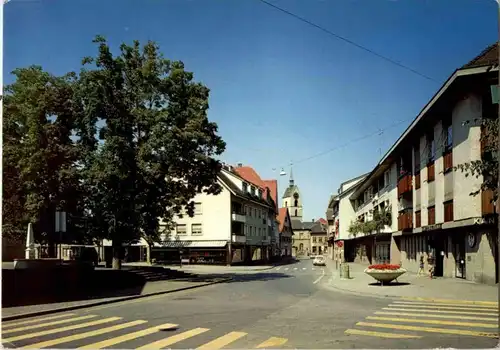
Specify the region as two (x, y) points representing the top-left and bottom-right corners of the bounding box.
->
(242, 182), (248, 193)
(251, 186), (256, 196)
(258, 189), (263, 198)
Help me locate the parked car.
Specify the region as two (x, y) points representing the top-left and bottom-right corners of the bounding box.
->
(313, 256), (326, 266)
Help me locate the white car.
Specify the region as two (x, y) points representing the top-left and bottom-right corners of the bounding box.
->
(313, 256), (326, 266)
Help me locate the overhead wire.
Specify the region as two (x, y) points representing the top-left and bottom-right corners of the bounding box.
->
(256, 0), (438, 83)
(275, 116), (413, 170)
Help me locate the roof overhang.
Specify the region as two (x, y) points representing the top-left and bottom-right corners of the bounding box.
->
(350, 64), (498, 199)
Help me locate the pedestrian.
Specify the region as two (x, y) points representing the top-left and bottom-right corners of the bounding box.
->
(417, 255), (425, 276)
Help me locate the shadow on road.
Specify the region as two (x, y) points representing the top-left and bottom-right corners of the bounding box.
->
(368, 281), (411, 287)
(2, 267), (292, 308)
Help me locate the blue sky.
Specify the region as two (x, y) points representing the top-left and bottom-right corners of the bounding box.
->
(4, 0), (497, 221)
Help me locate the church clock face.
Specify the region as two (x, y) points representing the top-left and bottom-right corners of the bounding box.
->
(293, 192), (299, 200)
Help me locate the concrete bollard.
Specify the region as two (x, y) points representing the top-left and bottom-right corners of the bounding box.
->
(340, 263), (350, 279)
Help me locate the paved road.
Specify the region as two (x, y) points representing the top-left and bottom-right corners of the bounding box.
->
(2, 259), (498, 348)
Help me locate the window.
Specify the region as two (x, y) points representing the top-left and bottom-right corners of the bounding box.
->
(284, 201), (287, 207)
(251, 186), (256, 196)
(427, 132), (435, 163)
(294, 209), (297, 216)
(313, 237), (317, 243)
(242, 182), (248, 193)
(414, 146), (421, 174)
(258, 189), (263, 198)
(194, 202), (202, 215)
(319, 237), (323, 243)
(176, 224), (187, 235)
(258, 228), (261, 236)
(415, 211), (421, 228)
(294, 199), (298, 207)
(192, 224), (202, 235)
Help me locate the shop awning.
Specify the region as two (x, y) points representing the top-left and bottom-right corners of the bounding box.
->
(153, 240), (228, 248)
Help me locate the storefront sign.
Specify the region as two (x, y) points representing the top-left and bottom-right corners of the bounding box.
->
(422, 223), (442, 232)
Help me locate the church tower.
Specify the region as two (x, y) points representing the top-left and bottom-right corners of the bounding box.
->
(281, 167), (303, 221)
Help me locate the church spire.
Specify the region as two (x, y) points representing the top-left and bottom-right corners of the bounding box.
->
(289, 164), (294, 186)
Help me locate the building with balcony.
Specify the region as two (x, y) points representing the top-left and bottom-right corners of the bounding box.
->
(278, 207), (293, 257)
(341, 43), (498, 285)
(326, 194), (339, 260)
(143, 164), (278, 265)
(331, 174), (369, 263)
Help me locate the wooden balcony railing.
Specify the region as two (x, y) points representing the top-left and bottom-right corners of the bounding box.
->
(415, 211), (421, 228)
(482, 189), (495, 215)
(397, 211), (413, 231)
(427, 162), (435, 182)
(397, 174), (412, 197)
(443, 151), (453, 173)
(415, 172), (421, 190)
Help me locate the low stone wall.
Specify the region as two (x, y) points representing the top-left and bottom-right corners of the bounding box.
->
(2, 264), (146, 307)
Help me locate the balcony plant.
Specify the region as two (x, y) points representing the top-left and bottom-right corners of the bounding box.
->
(364, 263), (407, 285)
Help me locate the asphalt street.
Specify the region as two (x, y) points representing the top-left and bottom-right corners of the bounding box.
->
(2, 259), (498, 349)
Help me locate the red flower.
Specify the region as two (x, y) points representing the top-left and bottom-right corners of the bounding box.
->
(368, 264), (401, 270)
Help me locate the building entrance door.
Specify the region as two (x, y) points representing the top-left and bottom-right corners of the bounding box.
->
(454, 235), (466, 279)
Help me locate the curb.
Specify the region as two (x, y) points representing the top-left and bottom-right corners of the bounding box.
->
(2, 277), (232, 322)
(324, 277), (499, 304)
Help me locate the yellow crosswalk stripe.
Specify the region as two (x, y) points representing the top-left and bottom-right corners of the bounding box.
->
(383, 307), (498, 316)
(23, 320), (147, 349)
(345, 328), (421, 339)
(388, 303), (496, 312)
(356, 321), (498, 338)
(2, 313), (77, 329)
(255, 336), (288, 348)
(2, 315), (98, 334)
(366, 316), (497, 328)
(375, 311), (498, 322)
(3, 317), (121, 342)
(392, 300), (497, 309)
(400, 297), (498, 307)
(197, 331), (248, 349)
(137, 327), (210, 350)
(78, 323), (178, 349)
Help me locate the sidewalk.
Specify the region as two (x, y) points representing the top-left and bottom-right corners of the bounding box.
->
(323, 261), (498, 302)
(2, 276), (230, 321)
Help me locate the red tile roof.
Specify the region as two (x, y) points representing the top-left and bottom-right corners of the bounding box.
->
(263, 179), (278, 211)
(461, 43), (498, 70)
(317, 218), (327, 225)
(278, 207), (289, 232)
(234, 166), (278, 210)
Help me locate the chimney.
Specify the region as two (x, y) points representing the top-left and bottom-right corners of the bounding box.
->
(237, 163), (243, 168)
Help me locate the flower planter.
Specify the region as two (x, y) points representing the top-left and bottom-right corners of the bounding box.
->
(364, 264), (407, 285)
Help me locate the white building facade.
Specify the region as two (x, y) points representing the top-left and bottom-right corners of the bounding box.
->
(340, 44), (498, 285)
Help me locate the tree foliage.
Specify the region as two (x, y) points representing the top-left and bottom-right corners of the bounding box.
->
(455, 117), (498, 200)
(3, 36), (226, 267)
(347, 205), (392, 237)
(3, 67), (83, 248)
(77, 36), (225, 268)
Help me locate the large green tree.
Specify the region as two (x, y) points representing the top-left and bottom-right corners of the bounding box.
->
(78, 36), (225, 269)
(3, 66), (84, 252)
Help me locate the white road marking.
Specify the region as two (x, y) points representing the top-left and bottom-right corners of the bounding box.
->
(312, 268), (315, 271)
(276, 267), (281, 271)
(293, 268), (298, 270)
(302, 268), (306, 270)
(313, 269), (326, 284)
(284, 268), (289, 271)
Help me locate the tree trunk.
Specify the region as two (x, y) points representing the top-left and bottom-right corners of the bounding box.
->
(112, 242), (122, 270)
